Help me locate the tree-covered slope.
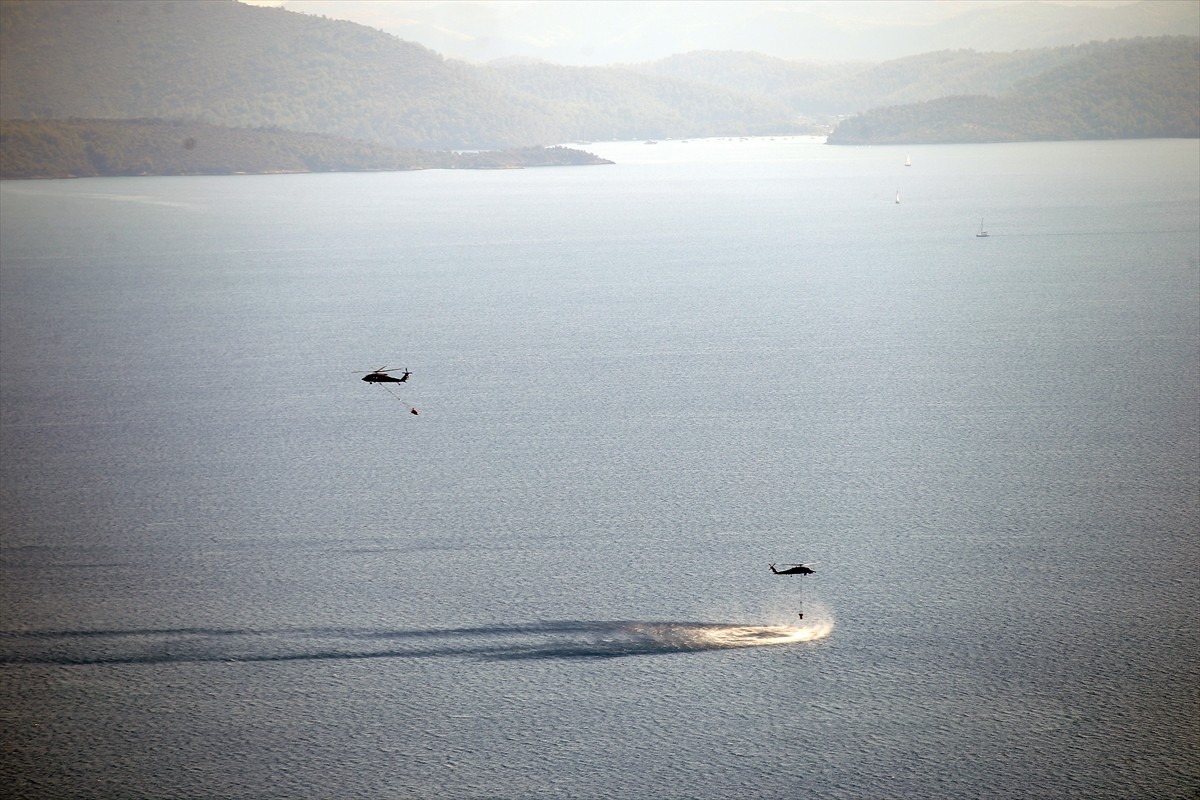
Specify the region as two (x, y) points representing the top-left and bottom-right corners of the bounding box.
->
(0, 0), (805, 149)
(826, 37), (1199, 143)
(637, 39), (1197, 118)
(487, 61), (807, 141)
(0, 0), (557, 150)
(1, 1), (1194, 152)
(0, 119), (611, 179)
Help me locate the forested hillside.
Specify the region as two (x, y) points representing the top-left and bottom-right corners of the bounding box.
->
(0, 0), (806, 149)
(638, 39), (1198, 117)
(496, 36), (1198, 142)
(0, 119), (611, 179)
(0, 0), (555, 149)
(487, 62), (806, 140)
(0, 0), (1196, 160)
(827, 37), (1199, 143)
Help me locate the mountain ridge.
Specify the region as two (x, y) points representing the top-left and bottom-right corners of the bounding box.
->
(827, 36), (1199, 144)
(1, 0), (1196, 157)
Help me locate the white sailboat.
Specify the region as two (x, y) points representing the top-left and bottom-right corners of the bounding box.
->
(905, 154), (911, 167)
(976, 218), (990, 238)
(895, 189), (901, 204)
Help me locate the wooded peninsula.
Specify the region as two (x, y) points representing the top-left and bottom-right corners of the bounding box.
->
(0, 119), (611, 180)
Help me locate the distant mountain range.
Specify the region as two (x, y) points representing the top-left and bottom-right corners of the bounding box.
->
(361, 0), (1199, 66)
(827, 36), (1200, 144)
(0, 0), (1196, 179)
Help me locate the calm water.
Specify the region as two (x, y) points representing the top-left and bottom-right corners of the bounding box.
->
(1, 137), (1197, 799)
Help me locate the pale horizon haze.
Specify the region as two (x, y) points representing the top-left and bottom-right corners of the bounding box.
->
(239, 0), (1156, 65)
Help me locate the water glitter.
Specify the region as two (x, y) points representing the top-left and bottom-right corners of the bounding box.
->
(675, 621), (835, 649)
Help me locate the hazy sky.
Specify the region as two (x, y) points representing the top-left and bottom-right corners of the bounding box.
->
(240, 0), (1142, 65)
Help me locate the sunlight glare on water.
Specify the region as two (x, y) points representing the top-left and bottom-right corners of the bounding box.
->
(677, 621), (835, 649)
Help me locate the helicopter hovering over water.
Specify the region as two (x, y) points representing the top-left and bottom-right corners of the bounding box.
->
(359, 366), (418, 414)
(770, 562), (816, 618)
(769, 563), (815, 575)
(360, 367), (410, 384)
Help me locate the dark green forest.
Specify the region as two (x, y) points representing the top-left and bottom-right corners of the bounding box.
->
(0, 119), (611, 179)
(0, 0), (1196, 174)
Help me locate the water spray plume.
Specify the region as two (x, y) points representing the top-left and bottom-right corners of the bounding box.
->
(692, 621), (834, 649)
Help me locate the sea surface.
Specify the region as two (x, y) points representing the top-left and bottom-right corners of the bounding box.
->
(1, 137), (1197, 799)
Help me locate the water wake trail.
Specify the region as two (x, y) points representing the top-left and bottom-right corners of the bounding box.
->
(0, 620), (833, 665)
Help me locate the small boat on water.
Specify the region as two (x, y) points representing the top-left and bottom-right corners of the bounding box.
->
(905, 154), (911, 167)
(976, 219), (990, 238)
(895, 189), (901, 204)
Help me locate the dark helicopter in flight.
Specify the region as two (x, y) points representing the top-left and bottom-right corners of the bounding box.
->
(769, 562), (816, 618)
(769, 563), (814, 575)
(359, 366), (419, 415)
(360, 367), (410, 384)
